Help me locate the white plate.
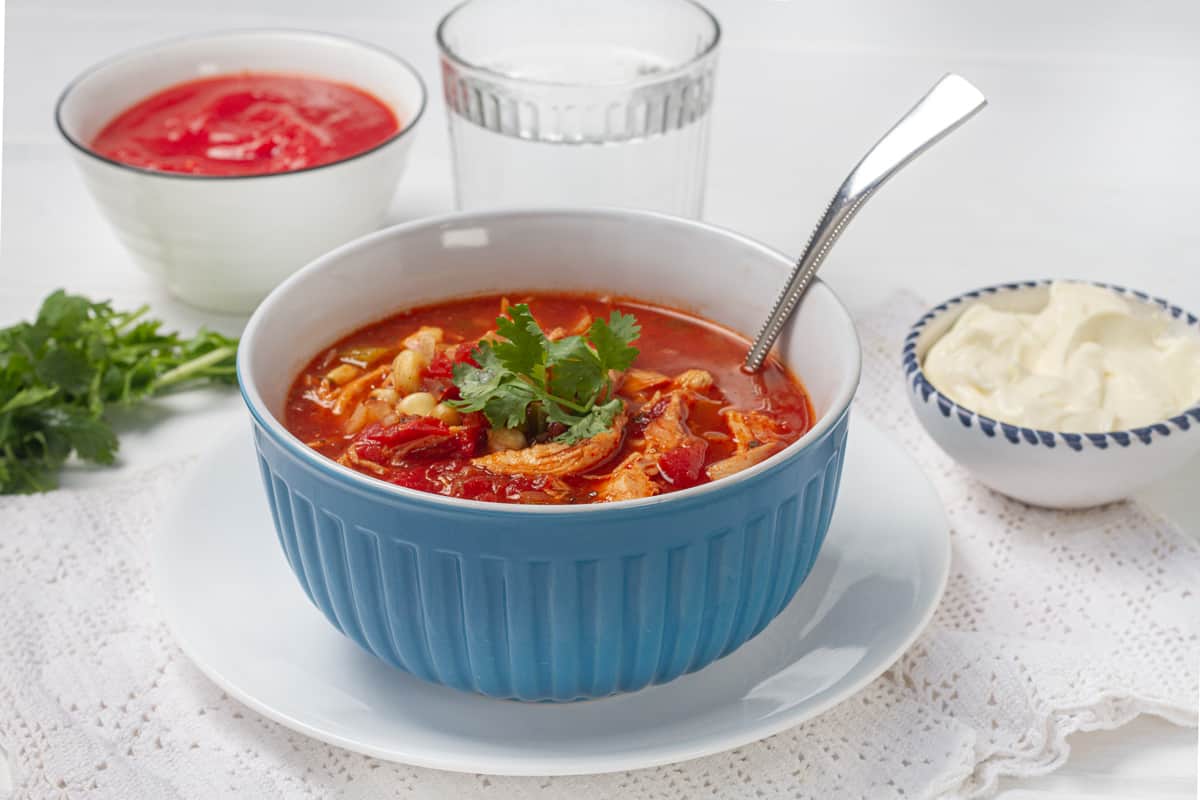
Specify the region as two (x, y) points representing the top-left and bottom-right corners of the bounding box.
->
(152, 415), (949, 776)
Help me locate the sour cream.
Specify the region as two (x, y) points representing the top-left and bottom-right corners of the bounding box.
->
(923, 282), (1200, 431)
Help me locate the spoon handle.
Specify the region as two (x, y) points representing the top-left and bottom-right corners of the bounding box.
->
(744, 73), (987, 372)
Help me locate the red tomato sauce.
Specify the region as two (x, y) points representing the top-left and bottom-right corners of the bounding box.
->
(284, 294), (815, 504)
(90, 72), (400, 176)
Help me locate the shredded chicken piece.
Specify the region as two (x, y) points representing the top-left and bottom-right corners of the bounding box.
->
(622, 368), (672, 395)
(596, 454), (660, 502)
(369, 387), (399, 405)
(344, 399), (398, 435)
(472, 412), (628, 476)
(331, 365), (390, 416)
(590, 382), (716, 498)
(704, 409), (790, 481)
(672, 369), (713, 392)
(636, 370), (715, 452)
(338, 446), (387, 476)
(643, 392), (696, 455)
(544, 310), (594, 341)
(324, 363), (361, 386)
(304, 383), (338, 409)
(514, 476), (575, 504)
(568, 310), (594, 336)
(704, 441), (785, 481)
(403, 326), (444, 364)
(725, 410), (788, 450)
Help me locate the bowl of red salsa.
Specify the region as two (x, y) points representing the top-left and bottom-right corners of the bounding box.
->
(238, 208), (862, 701)
(56, 30), (426, 312)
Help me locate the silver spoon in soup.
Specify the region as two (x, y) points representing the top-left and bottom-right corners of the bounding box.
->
(744, 73), (987, 373)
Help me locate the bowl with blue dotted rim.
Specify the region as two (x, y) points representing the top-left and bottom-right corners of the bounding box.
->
(903, 280), (1200, 508)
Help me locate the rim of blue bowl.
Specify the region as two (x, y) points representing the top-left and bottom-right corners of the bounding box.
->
(239, 206), (863, 515)
(903, 279), (1200, 449)
(54, 28), (428, 182)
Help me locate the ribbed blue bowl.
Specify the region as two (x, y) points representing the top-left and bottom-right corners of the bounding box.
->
(248, 407), (850, 702)
(237, 208), (861, 702)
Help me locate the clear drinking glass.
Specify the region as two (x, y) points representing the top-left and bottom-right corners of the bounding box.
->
(436, 0), (720, 217)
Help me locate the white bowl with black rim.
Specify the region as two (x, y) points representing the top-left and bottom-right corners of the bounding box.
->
(55, 29), (427, 313)
(904, 280), (1200, 509)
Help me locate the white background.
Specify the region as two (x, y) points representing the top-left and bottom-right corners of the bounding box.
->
(1, 0), (1198, 797)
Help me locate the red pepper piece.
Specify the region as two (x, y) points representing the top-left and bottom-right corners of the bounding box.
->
(361, 418), (451, 447)
(632, 397), (670, 435)
(453, 424), (485, 458)
(425, 351), (454, 379)
(657, 439), (709, 488)
(353, 441), (386, 465)
(384, 464), (438, 492)
(454, 344), (481, 368)
(456, 474), (499, 501)
(351, 418), (459, 462)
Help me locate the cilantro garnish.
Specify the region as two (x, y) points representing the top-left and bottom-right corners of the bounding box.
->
(451, 304), (640, 444)
(0, 290), (238, 493)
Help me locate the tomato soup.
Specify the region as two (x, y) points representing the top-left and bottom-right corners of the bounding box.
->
(90, 72), (400, 176)
(284, 293), (815, 505)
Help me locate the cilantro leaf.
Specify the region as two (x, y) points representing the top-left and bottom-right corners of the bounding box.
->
(34, 346), (92, 395)
(590, 310), (641, 374)
(450, 343), (507, 411)
(34, 405), (118, 465)
(0, 290), (238, 494)
(483, 382), (540, 430)
(452, 343), (540, 430)
(0, 386), (58, 414)
(450, 303), (641, 446)
(557, 398), (624, 444)
(492, 304), (548, 379)
(546, 335), (604, 408)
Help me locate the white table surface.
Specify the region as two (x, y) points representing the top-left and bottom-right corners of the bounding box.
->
(1, 1), (1197, 797)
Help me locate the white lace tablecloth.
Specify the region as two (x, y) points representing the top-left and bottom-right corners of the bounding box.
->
(2, 294), (1197, 799)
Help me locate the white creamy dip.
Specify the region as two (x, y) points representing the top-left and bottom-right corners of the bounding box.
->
(923, 282), (1200, 431)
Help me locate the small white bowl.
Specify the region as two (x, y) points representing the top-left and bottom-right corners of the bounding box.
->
(904, 280), (1200, 509)
(55, 30), (427, 313)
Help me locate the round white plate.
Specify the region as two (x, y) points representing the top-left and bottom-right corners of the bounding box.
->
(152, 415), (949, 776)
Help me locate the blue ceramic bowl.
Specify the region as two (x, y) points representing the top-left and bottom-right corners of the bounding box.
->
(239, 209), (861, 701)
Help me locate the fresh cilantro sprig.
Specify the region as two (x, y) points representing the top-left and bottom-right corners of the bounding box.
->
(451, 304), (640, 444)
(0, 290), (238, 493)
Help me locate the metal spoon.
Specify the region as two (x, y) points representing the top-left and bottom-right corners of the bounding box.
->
(744, 73), (987, 372)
